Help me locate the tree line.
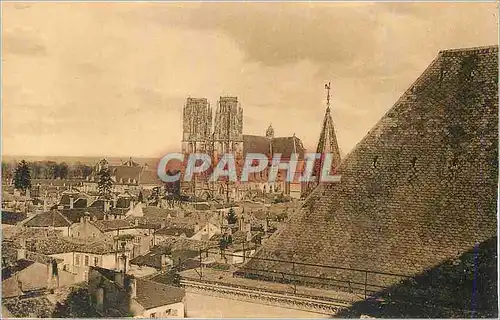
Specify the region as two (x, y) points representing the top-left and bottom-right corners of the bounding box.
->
(2, 161), (94, 180)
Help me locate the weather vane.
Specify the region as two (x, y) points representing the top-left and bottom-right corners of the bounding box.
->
(325, 82), (331, 109)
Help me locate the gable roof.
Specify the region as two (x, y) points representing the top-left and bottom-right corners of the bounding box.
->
(135, 279), (185, 310)
(112, 166), (142, 183)
(90, 266), (184, 310)
(243, 135), (270, 156)
(91, 219), (134, 232)
(24, 210), (72, 228)
(271, 136), (305, 160)
(156, 226), (195, 238)
(241, 46), (498, 285)
(60, 208), (105, 223)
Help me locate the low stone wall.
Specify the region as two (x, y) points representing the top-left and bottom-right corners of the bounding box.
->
(181, 279), (349, 315)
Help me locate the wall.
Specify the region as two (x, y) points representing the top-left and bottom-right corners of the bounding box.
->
(88, 268), (131, 317)
(142, 302), (185, 318)
(70, 219), (103, 239)
(191, 223), (221, 241)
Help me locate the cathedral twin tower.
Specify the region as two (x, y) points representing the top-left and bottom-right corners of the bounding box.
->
(182, 96), (244, 157)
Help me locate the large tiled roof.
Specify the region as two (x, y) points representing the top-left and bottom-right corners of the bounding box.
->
(139, 169), (162, 186)
(24, 210), (72, 228)
(271, 136), (305, 160)
(241, 46), (498, 287)
(243, 135), (270, 156)
(112, 166), (141, 183)
(242, 134), (305, 161)
(135, 279), (185, 309)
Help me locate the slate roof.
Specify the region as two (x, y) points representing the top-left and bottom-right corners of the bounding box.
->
(142, 206), (178, 217)
(92, 219), (134, 232)
(112, 166), (141, 184)
(139, 169), (162, 186)
(60, 208), (105, 223)
(125, 216), (163, 230)
(24, 210), (72, 228)
(90, 266), (184, 310)
(271, 136), (306, 160)
(156, 226), (195, 238)
(129, 251), (168, 269)
(2, 211), (27, 225)
(135, 279), (185, 309)
(241, 46), (499, 287)
(242, 134), (306, 160)
(243, 135), (270, 156)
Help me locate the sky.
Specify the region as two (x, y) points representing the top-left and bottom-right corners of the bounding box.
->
(2, 2), (498, 158)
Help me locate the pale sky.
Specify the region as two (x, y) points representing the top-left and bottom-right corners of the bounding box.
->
(2, 2), (498, 158)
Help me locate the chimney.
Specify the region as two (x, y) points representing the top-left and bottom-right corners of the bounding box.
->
(104, 200), (109, 213)
(114, 271), (124, 287)
(47, 259), (54, 289)
(80, 217), (84, 223)
(69, 197), (74, 209)
(43, 198), (48, 212)
(129, 277), (137, 299)
(129, 200), (134, 210)
(134, 219), (139, 227)
(161, 254), (168, 270)
(17, 248), (26, 260)
(113, 198), (117, 208)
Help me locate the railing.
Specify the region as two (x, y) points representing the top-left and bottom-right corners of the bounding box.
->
(187, 248), (412, 301)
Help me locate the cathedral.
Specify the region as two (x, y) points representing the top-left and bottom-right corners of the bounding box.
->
(181, 96), (307, 201)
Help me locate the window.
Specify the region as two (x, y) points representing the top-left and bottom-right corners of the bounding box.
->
(92, 233), (96, 238)
(77, 232), (80, 237)
(94, 257), (99, 266)
(171, 309), (178, 316)
(150, 313), (157, 318)
(75, 256), (80, 266)
(84, 255), (89, 266)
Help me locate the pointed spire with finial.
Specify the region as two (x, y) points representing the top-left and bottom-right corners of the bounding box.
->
(325, 82), (331, 112)
(305, 82), (341, 194)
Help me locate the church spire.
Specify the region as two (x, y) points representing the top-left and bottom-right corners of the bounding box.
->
(325, 82), (331, 112)
(306, 83), (341, 195)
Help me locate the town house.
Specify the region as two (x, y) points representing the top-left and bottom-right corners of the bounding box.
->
(88, 266), (186, 318)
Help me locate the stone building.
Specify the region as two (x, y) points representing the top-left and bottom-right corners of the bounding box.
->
(180, 96), (307, 200)
(182, 98), (212, 154)
(88, 266), (186, 317)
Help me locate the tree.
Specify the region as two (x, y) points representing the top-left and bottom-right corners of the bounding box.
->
(227, 208), (237, 225)
(58, 162), (69, 179)
(14, 160), (31, 194)
(97, 167), (113, 199)
(1, 162), (13, 180)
